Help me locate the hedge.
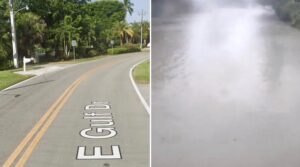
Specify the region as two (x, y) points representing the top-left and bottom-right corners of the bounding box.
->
(107, 47), (141, 55)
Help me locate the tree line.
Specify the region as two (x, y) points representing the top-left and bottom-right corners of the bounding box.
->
(0, 0), (150, 70)
(260, 0), (300, 27)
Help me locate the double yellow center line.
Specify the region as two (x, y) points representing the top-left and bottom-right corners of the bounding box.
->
(3, 58), (128, 167)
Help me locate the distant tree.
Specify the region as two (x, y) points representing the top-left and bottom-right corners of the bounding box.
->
(0, 0), (132, 69)
(0, 0), (12, 69)
(52, 16), (81, 59)
(131, 21), (150, 45)
(84, 0), (126, 50)
(264, 0), (300, 27)
(16, 13), (46, 58)
(113, 21), (134, 46)
(123, 0), (134, 16)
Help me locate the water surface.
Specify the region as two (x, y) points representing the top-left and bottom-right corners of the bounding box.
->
(153, 2), (300, 167)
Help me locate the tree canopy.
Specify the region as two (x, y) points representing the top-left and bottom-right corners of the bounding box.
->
(0, 0), (148, 70)
(260, 0), (300, 28)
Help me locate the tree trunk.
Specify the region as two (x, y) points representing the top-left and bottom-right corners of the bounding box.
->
(120, 35), (123, 46)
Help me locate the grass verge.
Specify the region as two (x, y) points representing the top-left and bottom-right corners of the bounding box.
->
(0, 71), (33, 90)
(51, 55), (105, 64)
(133, 60), (150, 84)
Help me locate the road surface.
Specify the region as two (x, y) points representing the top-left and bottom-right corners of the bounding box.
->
(0, 52), (149, 167)
(153, 2), (300, 167)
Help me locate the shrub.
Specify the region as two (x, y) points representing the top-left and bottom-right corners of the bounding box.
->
(123, 43), (140, 49)
(0, 59), (12, 71)
(76, 48), (87, 58)
(107, 47), (141, 55)
(87, 49), (99, 57)
(0, 46), (12, 70)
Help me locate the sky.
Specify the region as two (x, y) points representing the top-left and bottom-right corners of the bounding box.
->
(126, 0), (150, 23)
(91, 0), (150, 23)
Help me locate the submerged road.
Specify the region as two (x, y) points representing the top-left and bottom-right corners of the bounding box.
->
(0, 52), (149, 167)
(153, 3), (300, 167)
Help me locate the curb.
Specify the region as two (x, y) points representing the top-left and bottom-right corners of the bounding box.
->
(129, 59), (150, 114)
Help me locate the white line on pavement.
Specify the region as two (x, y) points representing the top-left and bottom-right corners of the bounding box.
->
(129, 59), (150, 114)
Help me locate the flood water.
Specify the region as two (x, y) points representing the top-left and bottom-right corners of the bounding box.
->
(152, 2), (300, 167)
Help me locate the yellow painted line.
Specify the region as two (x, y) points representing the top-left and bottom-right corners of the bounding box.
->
(3, 57), (131, 167)
(2, 80), (80, 167)
(15, 80), (81, 167)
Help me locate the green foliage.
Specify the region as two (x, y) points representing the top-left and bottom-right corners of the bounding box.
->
(0, 71), (32, 90)
(107, 46), (140, 55)
(0, 45), (12, 70)
(0, 0), (12, 69)
(123, 43), (140, 48)
(131, 21), (150, 45)
(16, 12), (46, 58)
(263, 0), (300, 28)
(123, 0), (134, 16)
(113, 21), (134, 46)
(52, 15), (81, 59)
(87, 49), (99, 57)
(0, 0), (144, 70)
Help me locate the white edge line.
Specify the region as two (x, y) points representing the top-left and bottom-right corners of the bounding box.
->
(129, 58), (150, 114)
(1, 75), (39, 92)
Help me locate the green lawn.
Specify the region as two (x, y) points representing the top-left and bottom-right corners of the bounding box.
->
(0, 55), (104, 91)
(133, 60), (150, 84)
(11, 65), (43, 72)
(0, 71), (33, 90)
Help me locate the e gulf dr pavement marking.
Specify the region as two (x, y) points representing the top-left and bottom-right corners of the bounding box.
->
(77, 102), (121, 160)
(3, 57), (133, 167)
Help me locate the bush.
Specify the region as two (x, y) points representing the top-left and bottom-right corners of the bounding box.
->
(0, 59), (12, 71)
(123, 43), (140, 49)
(76, 48), (87, 58)
(87, 49), (99, 57)
(0, 46), (12, 70)
(98, 43), (108, 54)
(107, 47), (141, 55)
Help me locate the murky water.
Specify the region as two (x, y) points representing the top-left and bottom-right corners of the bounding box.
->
(152, 2), (300, 167)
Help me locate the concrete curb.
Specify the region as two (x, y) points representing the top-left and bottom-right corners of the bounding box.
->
(129, 59), (150, 114)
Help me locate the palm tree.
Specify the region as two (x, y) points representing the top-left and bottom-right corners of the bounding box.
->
(17, 13), (46, 57)
(113, 21), (134, 46)
(54, 16), (80, 59)
(123, 0), (134, 16)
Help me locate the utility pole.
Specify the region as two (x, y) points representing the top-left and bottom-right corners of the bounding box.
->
(138, 10), (145, 49)
(9, 0), (18, 68)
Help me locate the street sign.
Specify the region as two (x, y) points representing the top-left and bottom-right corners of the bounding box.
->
(110, 40), (114, 54)
(72, 40), (77, 47)
(72, 40), (77, 61)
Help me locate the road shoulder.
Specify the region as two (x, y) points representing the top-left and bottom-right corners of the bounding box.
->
(130, 59), (150, 114)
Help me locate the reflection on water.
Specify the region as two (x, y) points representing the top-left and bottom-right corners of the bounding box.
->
(153, 2), (300, 167)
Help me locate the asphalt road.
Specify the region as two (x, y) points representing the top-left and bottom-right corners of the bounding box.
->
(0, 52), (149, 167)
(153, 2), (300, 167)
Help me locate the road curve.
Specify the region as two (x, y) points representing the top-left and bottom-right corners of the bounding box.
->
(0, 51), (149, 167)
